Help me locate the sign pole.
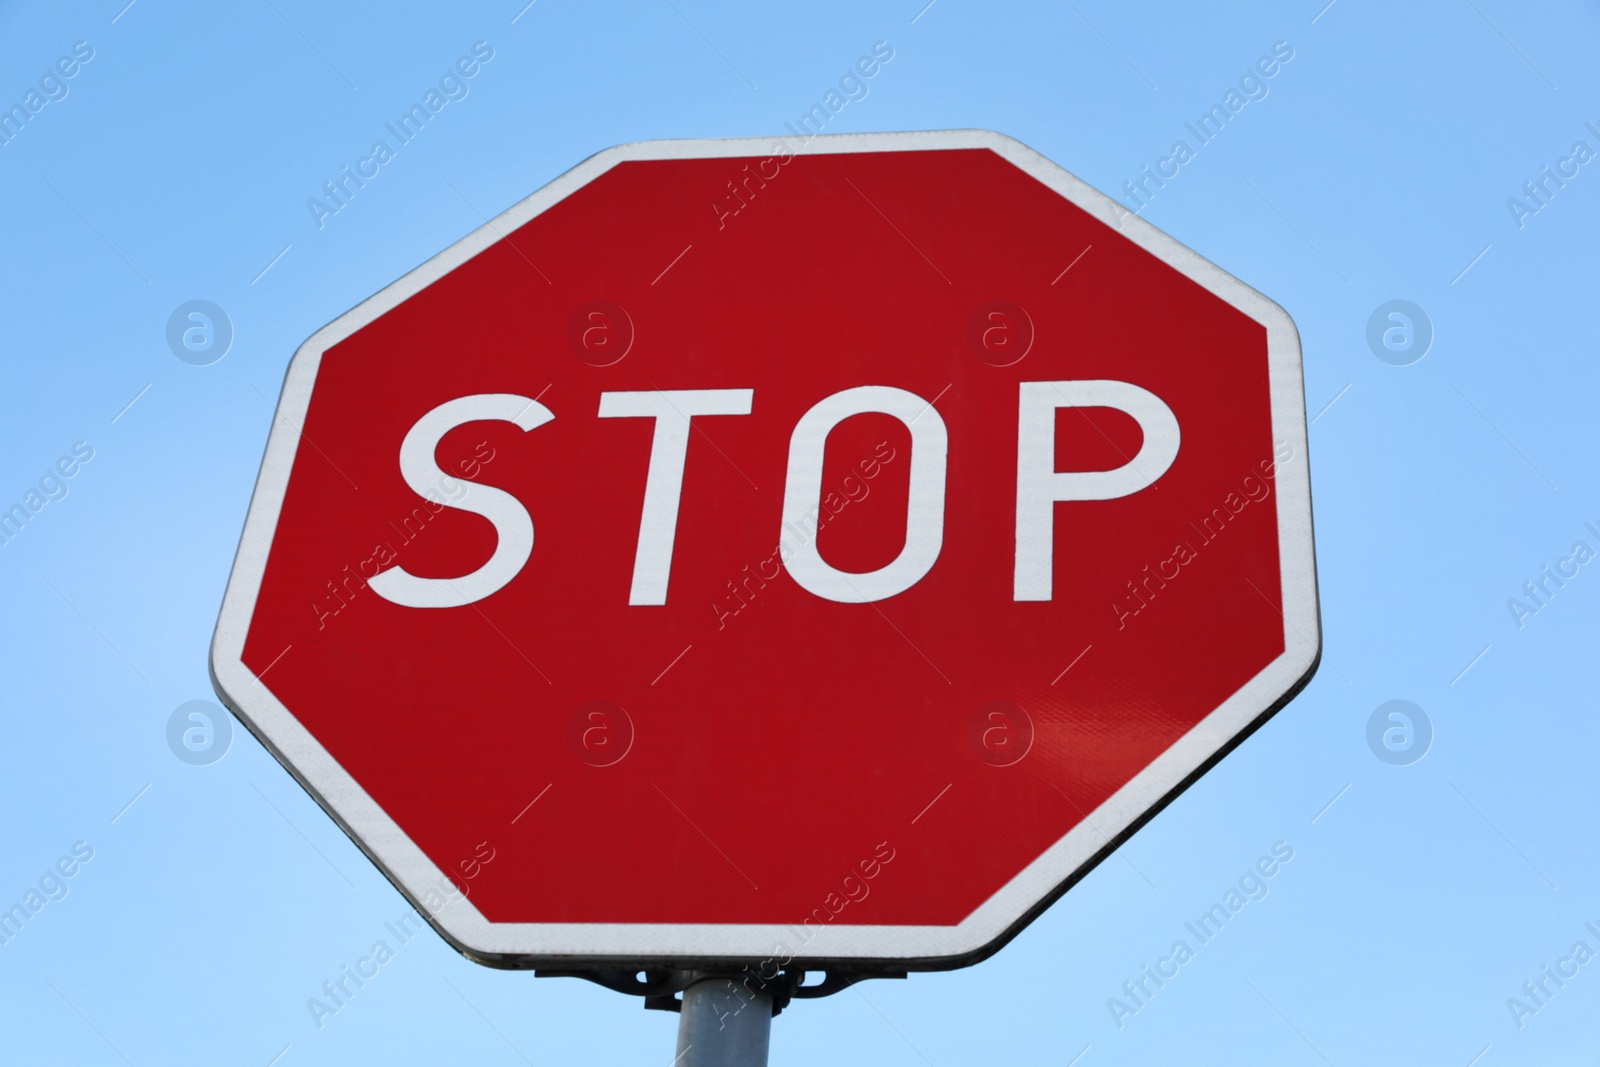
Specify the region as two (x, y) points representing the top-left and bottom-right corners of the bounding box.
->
(674, 977), (773, 1067)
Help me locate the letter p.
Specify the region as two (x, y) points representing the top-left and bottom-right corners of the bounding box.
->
(1014, 380), (1179, 601)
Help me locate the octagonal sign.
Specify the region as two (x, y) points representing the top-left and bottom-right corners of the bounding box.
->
(211, 130), (1318, 970)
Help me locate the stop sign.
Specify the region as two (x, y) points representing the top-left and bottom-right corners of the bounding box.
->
(211, 130), (1317, 970)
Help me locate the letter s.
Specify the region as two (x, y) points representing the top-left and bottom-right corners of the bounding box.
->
(369, 394), (550, 609)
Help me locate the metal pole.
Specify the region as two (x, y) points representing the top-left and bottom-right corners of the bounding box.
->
(674, 975), (773, 1067)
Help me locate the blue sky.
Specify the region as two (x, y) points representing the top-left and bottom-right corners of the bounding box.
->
(2, 0), (1599, 1063)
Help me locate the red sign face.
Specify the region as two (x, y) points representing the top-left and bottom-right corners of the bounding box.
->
(212, 131), (1318, 968)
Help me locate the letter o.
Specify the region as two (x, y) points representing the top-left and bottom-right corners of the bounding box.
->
(780, 386), (947, 603)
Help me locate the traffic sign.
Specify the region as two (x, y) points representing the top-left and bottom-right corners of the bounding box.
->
(211, 130), (1318, 971)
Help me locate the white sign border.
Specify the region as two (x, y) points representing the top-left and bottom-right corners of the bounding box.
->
(211, 128), (1319, 971)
